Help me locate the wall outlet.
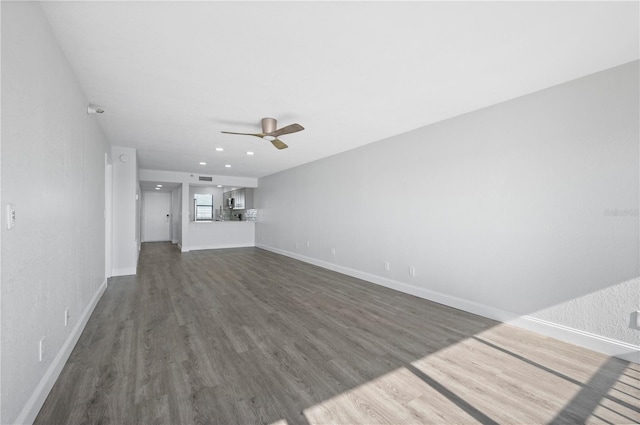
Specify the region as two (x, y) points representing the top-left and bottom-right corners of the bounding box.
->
(64, 308), (70, 327)
(636, 310), (640, 328)
(39, 337), (46, 362)
(295, 242), (299, 249)
(306, 241), (310, 248)
(384, 261), (390, 271)
(331, 247), (336, 255)
(409, 266), (416, 277)
(6, 204), (16, 229)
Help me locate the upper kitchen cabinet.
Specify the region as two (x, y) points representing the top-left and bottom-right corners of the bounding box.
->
(224, 188), (254, 210)
(243, 189), (254, 209)
(234, 189), (245, 209)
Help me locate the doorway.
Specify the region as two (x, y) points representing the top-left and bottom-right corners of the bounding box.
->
(142, 191), (172, 242)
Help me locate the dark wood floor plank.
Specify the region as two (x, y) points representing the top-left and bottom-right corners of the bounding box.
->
(34, 242), (638, 424)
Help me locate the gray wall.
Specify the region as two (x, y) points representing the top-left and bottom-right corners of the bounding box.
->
(172, 188), (181, 243)
(1, 2), (111, 424)
(111, 146), (139, 276)
(256, 62), (639, 353)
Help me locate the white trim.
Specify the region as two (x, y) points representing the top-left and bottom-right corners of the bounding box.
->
(256, 244), (639, 364)
(189, 243), (255, 251)
(111, 267), (137, 277)
(511, 316), (640, 363)
(14, 279), (108, 425)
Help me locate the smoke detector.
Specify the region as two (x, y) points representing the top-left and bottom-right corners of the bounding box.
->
(87, 104), (104, 114)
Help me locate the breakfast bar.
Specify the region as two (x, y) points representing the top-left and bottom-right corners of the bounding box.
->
(188, 221), (255, 251)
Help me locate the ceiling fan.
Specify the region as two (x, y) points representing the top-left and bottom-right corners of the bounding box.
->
(221, 117), (304, 150)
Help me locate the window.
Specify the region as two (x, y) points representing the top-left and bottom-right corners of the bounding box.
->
(194, 194), (214, 221)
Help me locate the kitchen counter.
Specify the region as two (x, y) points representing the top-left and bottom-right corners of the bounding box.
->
(188, 221), (255, 251)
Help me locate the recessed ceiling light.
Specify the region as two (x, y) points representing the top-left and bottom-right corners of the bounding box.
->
(199, 162), (207, 165)
(217, 185), (222, 188)
(246, 151), (254, 155)
(156, 184), (162, 187)
(225, 164), (231, 168)
(215, 147), (224, 152)
(155, 187), (160, 190)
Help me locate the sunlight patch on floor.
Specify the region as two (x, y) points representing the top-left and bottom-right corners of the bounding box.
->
(303, 365), (484, 424)
(299, 322), (639, 424)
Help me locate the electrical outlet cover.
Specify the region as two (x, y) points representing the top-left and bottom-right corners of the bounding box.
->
(6, 204), (16, 229)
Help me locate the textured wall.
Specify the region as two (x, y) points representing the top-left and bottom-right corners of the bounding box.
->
(531, 277), (639, 344)
(1, 2), (110, 423)
(256, 62), (639, 349)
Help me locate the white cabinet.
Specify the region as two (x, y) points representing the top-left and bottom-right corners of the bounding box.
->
(233, 189), (245, 209)
(223, 188), (253, 210)
(244, 188), (254, 209)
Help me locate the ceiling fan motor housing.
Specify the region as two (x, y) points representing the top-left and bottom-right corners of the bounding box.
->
(261, 117), (277, 134)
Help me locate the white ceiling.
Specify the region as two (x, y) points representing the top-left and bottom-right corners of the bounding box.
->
(41, 1), (639, 179)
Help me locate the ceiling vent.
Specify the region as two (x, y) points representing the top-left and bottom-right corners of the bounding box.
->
(199, 176), (213, 182)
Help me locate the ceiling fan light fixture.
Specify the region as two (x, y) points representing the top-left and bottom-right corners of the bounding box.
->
(263, 135), (276, 141)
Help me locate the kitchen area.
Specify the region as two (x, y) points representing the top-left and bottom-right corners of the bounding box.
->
(220, 187), (257, 222)
(139, 168), (260, 253)
(187, 185), (257, 251)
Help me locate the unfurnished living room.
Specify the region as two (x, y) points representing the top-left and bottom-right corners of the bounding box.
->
(1, 1), (639, 424)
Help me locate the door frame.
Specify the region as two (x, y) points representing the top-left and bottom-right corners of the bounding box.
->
(141, 190), (172, 242)
(105, 156), (112, 279)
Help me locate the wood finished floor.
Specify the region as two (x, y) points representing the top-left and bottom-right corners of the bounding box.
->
(35, 243), (639, 425)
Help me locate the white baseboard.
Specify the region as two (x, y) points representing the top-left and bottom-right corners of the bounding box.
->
(256, 244), (639, 364)
(187, 243), (255, 252)
(14, 279), (108, 425)
(511, 316), (640, 363)
(111, 267), (137, 276)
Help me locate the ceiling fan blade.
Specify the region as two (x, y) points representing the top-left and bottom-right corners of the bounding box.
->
(270, 123), (304, 137)
(270, 138), (288, 150)
(221, 131), (265, 137)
